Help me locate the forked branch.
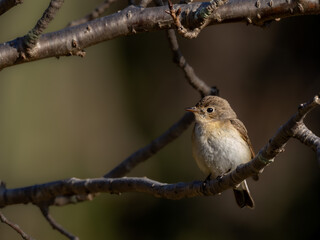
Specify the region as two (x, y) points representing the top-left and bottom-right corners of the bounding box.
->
(23, 0), (65, 56)
(166, 0), (228, 39)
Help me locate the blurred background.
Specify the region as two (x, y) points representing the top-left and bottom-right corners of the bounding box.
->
(0, 0), (319, 239)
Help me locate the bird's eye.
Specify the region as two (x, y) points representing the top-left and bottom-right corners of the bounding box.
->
(207, 108), (214, 113)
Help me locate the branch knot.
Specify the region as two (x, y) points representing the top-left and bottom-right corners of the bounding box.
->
(166, 0), (228, 39)
(256, 152), (274, 164)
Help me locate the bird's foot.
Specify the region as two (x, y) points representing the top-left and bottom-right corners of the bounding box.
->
(204, 173), (212, 183)
(201, 173), (212, 195)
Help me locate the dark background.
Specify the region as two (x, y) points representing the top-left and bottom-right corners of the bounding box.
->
(0, 1), (319, 239)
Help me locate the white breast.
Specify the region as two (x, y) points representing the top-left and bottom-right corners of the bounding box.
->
(192, 121), (251, 178)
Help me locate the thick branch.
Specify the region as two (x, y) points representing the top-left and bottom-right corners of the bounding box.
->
(0, 0), (23, 16)
(1, 0), (319, 70)
(0, 94), (318, 207)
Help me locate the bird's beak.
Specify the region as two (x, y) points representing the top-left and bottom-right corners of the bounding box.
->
(185, 106), (199, 113)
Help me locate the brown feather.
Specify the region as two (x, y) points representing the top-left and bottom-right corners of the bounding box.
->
(233, 181), (255, 209)
(229, 119), (255, 159)
(230, 119), (259, 181)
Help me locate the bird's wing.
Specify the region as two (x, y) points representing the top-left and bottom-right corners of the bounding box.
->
(229, 119), (255, 159)
(230, 118), (259, 180)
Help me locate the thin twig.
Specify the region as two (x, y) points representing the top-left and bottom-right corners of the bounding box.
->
(40, 206), (79, 240)
(23, 0), (64, 56)
(0, 0), (23, 16)
(68, 0), (118, 27)
(0, 211), (35, 240)
(166, 29), (215, 97)
(154, 0), (214, 96)
(105, 112), (195, 178)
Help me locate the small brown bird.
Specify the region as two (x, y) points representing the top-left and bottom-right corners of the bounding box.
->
(186, 96), (255, 208)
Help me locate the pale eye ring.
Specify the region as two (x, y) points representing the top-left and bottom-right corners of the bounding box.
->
(207, 108), (214, 113)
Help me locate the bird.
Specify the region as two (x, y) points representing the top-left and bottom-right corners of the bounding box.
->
(186, 95), (255, 208)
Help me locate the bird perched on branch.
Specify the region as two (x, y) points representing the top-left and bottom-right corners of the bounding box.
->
(186, 96), (255, 208)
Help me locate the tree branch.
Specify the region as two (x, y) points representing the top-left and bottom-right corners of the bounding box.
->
(1, 0), (319, 70)
(0, 211), (34, 240)
(166, 0), (228, 39)
(149, 0), (214, 95)
(0, 0), (23, 16)
(157, 0), (214, 95)
(23, 0), (65, 56)
(149, 0), (214, 97)
(40, 206), (79, 240)
(258, 93), (320, 160)
(293, 123), (320, 151)
(166, 29), (216, 97)
(10, 112), (196, 207)
(67, 0), (118, 27)
(291, 95), (320, 163)
(0, 93), (318, 208)
(104, 112), (195, 178)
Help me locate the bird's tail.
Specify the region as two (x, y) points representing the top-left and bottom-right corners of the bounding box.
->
(233, 180), (255, 209)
